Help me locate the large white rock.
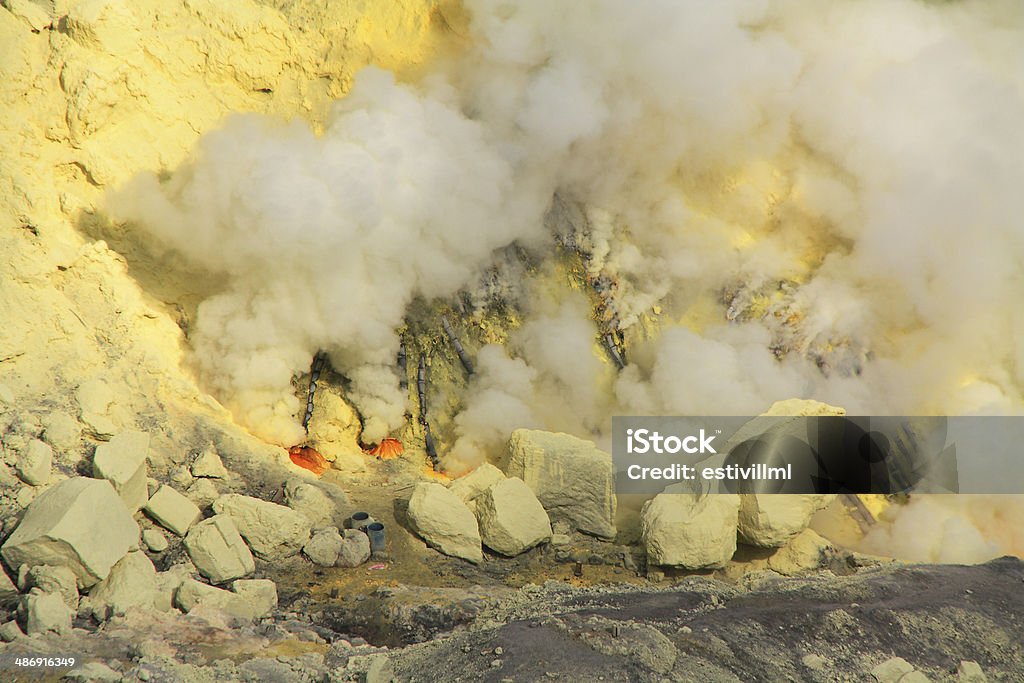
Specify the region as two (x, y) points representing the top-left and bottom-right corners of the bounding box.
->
(212, 494), (312, 560)
(80, 551), (158, 620)
(1, 477), (139, 587)
(475, 477), (551, 556)
(92, 430), (150, 511)
(144, 485), (202, 536)
(406, 483), (482, 564)
(641, 485), (740, 569)
(16, 439), (52, 486)
(503, 429), (617, 539)
(448, 463), (506, 504)
(738, 494), (836, 548)
(183, 515), (255, 583)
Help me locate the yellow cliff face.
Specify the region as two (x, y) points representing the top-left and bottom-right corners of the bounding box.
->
(0, 0), (448, 454)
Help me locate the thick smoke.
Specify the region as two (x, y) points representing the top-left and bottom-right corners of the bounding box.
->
(109, 1), (1024, 560)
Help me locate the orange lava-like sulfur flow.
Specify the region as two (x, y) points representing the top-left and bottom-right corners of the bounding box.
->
(421, 464), (451, 483)
(288, 445), (329, 475)
(365, 437), (405, 459)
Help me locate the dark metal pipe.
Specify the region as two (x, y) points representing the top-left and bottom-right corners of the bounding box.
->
(423, 423), (439, 467)
(397, 336), (408, 390)
(303, 351), (328, 432)
(442, 315), (474, 375)
(603, 333), (626, 370)
(417, 354), (428, 421)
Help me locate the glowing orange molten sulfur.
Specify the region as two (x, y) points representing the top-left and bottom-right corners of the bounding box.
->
(365, 438), (404, 459)
(288, 445), (329, 475)
(421, 464), (451, 483)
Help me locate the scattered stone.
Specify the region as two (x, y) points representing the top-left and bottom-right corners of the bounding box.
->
(183, 515), (255, 583)
(175, 577), (276, 620)
(504, 429), (617, 539)
(337, 529), (371, 568)
(153, 563), (192, 612)
(144, 485), (201, 536)
(1, 477), (138, 587)
(186, 478), (220, 508)
(871, 657), (916, 682)
(23, 564), (78, 609)
(303, 527), (343, 567)
(63, 662), (122, 682)
(550, 534), (571, 546)
(363, 653), (395, 683)
(212, 494), (312, 560)
(191, 447), (228, 478)
(406, 483), (482, 564)
(142, 528), (169, 553)
(900, 673), (932, 683)
(0, 567), (20, 608)
(957, 661), (987, 682)
(16, 439), (52, 486)
(169, 466), (194, 490)
(21, 590), (72, 635)
(0, 619), (23, 642)
(448, 463), (506, 503)
(92, 430), (150, 511)
(768, 529), (834, 575)
(284, 478), (346, 528)
(41, 411), (81, 452)
(802, 653), (829, 670)
(80, 551), (158, 620)
(738, 493), (835, 548)
(641, 485), (740, 569)
(475, 477), (552, 556)
(231, 578), (278, 619)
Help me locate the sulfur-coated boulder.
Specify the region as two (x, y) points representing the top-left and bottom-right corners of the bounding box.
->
(212, 494), (311, 560)
(475, 478), (552, 556)
(1, 477), (138, 587)
(504, 429), (616, 539)
(182, 515), (255, 584)
(92, 430), (150, 511)
(406, 483), (482, 564)
(642, 485), (739, 569)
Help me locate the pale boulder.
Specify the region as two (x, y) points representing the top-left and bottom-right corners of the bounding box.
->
(1, 477), (139, 587)
(92, 430), (150, 511)
(738, 494), (836, 548)
(284, 478), (347, 528)
(448, 463), (505, 503)
(336, 529), (371, 568)
(183, 515), (255, 583)
(406, 483), (482, 564)
(475, 478), (551, 556)
(504, 429), (616, 539)
(144, 485), (202, 536)
(212, 494), (312, 560)
(642, 485), (740, 569)
(21, 591), (72, 635)
(175, 577), (277, 620)
(303, 527), (343, 567)
(22, 564), (78, 609)
(190, 447), (228, 478)
(80, 551), (158, 620)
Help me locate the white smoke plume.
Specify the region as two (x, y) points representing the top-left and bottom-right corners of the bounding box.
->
(108, 1), (1024, 560)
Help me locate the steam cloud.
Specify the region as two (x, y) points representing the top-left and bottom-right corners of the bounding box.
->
(108, 1), (1024, 561)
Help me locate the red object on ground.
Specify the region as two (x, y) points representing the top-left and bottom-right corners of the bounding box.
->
(288, 445), (329, 475)
(366, 438), (404, 459)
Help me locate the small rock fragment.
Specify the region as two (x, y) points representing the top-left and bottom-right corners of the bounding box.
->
(80, 551), (158, 620)
(21, 591), (72, 635)
(144, 485), (201, 536)
(142, 528), (169, 552)
(191, 447), (228, 478)
(871, 657), (916, 683)
(16, 439), (52, 486)
(957, 661), (987, 682)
